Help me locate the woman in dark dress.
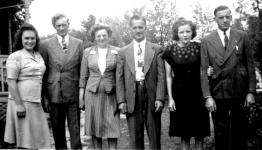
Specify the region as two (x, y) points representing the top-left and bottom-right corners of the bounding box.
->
(162, 18), (210, 150)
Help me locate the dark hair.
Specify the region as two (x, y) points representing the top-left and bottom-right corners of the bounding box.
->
(13, 23), (40, 52)
(214, 5), (231, 16)
(172, 17), (197, 41)
(89, 24), (112, 42)
(51, 13), (69, 27)
(129, 14), (147, 27)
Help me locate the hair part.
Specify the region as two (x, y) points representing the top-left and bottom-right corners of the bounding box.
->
(129, 14), (147, 27)
(89, 24), (112, 42)
(51, 13), (69, 27)
(172, 17), (197, 41)
(214, 5), (231, 16)
(13, 23), (40, 52)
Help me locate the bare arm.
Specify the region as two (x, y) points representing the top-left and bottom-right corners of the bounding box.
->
(165, 61), (176, 111)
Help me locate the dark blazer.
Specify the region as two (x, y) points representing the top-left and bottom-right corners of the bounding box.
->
(79, 45), (121, 97)
(200, 29), (256, 99)
(116, 41), (166, 113)
(39, 35), (83, 103)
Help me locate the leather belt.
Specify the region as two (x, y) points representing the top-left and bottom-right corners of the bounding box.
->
(136, 80), (145, 86)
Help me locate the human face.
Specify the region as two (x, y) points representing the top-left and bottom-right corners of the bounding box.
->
(95, 29), (110, 48)
(22, 30), (36, 51)
(54, 17), (69, 37)
(177, 24), (192, 46)
(130, 19), (146, 42)
(215, 9), (232, 31)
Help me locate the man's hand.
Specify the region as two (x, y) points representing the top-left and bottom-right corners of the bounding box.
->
(244, 93), (255, 107)
(205, 97), (216, 112)
(155, 100), (163, 112)
(118, 103), (127, 114)
(42, 97), (50, 113)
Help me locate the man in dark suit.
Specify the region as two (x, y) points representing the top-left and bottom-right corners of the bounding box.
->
(200, 5), (256, 150)
(116, 15), (166, 149)
(39, 13), (83, 149)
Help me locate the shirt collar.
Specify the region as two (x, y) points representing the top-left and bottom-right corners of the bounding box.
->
(56, 34), (69, 44)
(133, 38), (146, 48)
(217, 27), (231, 39)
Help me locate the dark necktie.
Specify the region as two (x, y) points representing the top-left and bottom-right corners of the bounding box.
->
(224, 31), (229, 50)
(137, 44), (144, 72)
(62, 37), (68, 53)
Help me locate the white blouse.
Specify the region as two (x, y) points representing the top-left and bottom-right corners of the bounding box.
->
(98, 48), (107, 75)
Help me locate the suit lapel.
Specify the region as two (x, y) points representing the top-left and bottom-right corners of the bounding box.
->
(209, 31), (225, 66)
(126, 43), (136, 75)
(144, 42), (155, 75)
(62, 36), (78, 67)
(49, 37), (67, 67)
(223, 29), (238, 63)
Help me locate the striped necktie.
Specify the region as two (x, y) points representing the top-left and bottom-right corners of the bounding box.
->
(62, 37), (68, 53)
(224, 31), (229, 50)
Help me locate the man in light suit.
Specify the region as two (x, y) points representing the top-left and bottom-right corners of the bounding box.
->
(200, 5), (256, 150)
(39, 13), (83, 149)
(116, 15), (166, 149)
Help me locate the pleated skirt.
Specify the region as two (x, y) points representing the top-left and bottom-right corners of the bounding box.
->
(4, 99), (51, 149)
(84, 80), (120, 138)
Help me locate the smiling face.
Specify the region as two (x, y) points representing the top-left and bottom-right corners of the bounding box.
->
(95, 29), (110, 47)
(215, 9), (232, 31)
(22, 30), (36, 51)
(177, 24), (192, 45)
(54, 17), (69, 37)
(130, 19), (146, 42)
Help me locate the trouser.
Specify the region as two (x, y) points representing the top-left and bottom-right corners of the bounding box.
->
(126, 82), (162, 150)
(212, 98), (247, 150)
(49, 102), (82, 149)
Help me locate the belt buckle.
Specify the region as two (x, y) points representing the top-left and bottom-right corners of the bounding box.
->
(139, 80), (144, 86)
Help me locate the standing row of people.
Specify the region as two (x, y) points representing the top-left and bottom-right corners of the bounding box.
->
(3, 5), (256, 150)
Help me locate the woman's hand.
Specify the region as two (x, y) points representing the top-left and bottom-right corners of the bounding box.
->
(168, 98), (176, 112)
(207, 66), (214, 76)
(15, 103), (26, 118)
(79, 97), (85, 110)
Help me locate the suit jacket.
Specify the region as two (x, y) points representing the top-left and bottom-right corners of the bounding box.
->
(79, 45), (121, 97)
(39, 35), (83, 103)
(116, 41), (166, 113)
(200, 29), (256, 99)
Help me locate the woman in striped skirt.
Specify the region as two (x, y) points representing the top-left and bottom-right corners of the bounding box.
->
(79, 24), (121, 149)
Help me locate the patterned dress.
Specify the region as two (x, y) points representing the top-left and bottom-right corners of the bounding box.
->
(162, 42), (210, 137)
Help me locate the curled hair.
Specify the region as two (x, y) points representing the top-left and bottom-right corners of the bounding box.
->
(214, 5), (231, 16)
(13, 23), (40, 52)
(172, 17), (197, 41)
(89, 24), (112, 42)
(129, 14), (146, 27)
(51, 13), (69, 27)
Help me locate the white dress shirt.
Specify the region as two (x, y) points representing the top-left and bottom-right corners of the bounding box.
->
(217, 27), (231, 47)
(98, 48), (107, 75)
(133, 39), (146, 81)
(57, 34), (69, 48)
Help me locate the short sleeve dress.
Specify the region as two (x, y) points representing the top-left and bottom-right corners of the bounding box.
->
(162, 42), (210, 137)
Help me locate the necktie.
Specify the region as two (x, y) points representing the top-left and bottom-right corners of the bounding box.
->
(224, 31), (229, 50)
(62, 37), (68, 53)
(137, 44), (144, 72)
